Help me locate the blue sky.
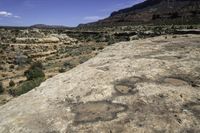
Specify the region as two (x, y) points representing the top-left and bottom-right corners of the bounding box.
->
(0, 0), (143, 27)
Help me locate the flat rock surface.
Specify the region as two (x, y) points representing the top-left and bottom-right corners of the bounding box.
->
(0, 35), (200, 133)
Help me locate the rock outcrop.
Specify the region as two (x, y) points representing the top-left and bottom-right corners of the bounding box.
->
(0, 35), (200, 133)
(15, 34), (77, 44)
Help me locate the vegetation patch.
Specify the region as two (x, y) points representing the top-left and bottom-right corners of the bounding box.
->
(9, 61), (45, 96)
(0, 82), (4, 94)
(63, 60), (76, 69)
(9, 80), (15, 87)
(58, 68), (66, 73)
(24, 62), (45, 80)
(9, 78), (44, 96)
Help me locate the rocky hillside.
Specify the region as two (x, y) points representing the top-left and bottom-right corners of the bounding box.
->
(82, 0), (200, 27)
(0, 35), (199, 132)
(0, 28), (110, 104)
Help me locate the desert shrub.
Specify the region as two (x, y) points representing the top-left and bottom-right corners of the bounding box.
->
(170, 12), (179, 19)
(14, 53), (28, 66)
(94, 34), (103, 42)
(19, 80), (24, 84)
(152, 14), (160, 20)
(30, 61), (44, 69)
(9, 80), (15, 87)
(63, 61), (75, 69)
(0, 65), (3, 70)
(79, 56), (91, 64)
(86, 37), (92, 42)
(0, 49), (3, 54)
(108, 39), (116, 45)
(11, 38), (16, 43)
(24, 45), (29, 50)
(53, 45), (58, 49)
(187, 25), (194, 29)
(9, 78), (44, 96)
(0, 82), (4, 94)
(58, 68), (66, 73)
(92, 47), (96, 51)
(137, 31), (145, 39)
(152, 26), (162, 35)
(172, 35), (177, 38)
(68, 49), (82, 56)
(9, 65), (15, 69)
(24, 62), (45, 80)
(98, 46), (104, 50)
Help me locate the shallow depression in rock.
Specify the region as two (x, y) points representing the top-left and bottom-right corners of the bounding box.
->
(71, 101), (127, 124)
(163, 78), (189, 86)
(114, 77), (143, 95)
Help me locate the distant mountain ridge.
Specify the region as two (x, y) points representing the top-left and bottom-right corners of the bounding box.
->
(30, 24), (70, 29)
(80, 0), (200, 27)
(0, 24), (72, 29)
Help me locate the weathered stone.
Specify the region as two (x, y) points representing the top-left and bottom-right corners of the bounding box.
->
(72, 101), (127, 124)
(0, 35), (200, 133)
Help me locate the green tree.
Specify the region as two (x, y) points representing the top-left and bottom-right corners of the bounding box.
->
(24, 62), (45, 80)
(9, 80), (15, 87)
(0, 82), (4, 94)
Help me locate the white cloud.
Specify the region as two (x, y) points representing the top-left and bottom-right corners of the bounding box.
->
(0, 11), (12, 17)
(83, 16), (106, 21)
(14, 16), (21, 19)
(0, 11), (20, 18)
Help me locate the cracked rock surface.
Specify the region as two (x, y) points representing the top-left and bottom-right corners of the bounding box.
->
(0, 35), (200, 133)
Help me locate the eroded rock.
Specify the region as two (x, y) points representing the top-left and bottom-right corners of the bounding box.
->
(114, 77), (142, 95)
(163, 78), (189, 86)
(72, 101), (127, 124)
(183, 101), (200, 120)
(0, 35), (200, 132)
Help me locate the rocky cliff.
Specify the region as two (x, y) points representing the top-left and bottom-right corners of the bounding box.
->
(82, 0), (200, 27)
(0, 35), (200, 133)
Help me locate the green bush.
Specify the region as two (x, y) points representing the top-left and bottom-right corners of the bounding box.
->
(59, 68), (66, 73)
(0, 65), (3, 70)
(9, 78), (44, 96)
(92, 47), (96, 51)
(63, 61), (75, 69)
(24, 62), (45, 80)
(187, 25), (194, 29)
(172, 35), (177, 38)
(108, 39), (115, 45)
(30, 61), (44, 70)
(79, 56), (91, 64)
(0, 82), (4, 94)
(98, 46), (104, 50)
(9, 65), (15, 69)
(9, 80), (15, 87)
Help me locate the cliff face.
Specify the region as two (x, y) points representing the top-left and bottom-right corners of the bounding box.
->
(0, 35), (200, 132)
(83, 0), (200, 26)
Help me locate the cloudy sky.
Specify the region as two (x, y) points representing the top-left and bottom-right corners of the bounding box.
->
(0, 0), (144, 26)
